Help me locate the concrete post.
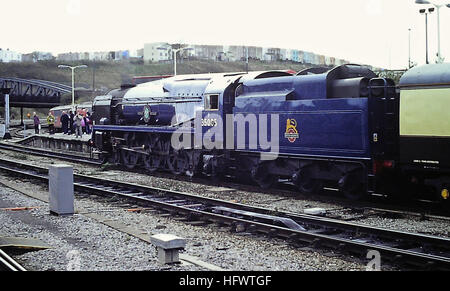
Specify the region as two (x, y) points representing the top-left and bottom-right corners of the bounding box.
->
(49, 164), (74, 216)
(1, 88), (11, 139)
(150, 234), (186, 264)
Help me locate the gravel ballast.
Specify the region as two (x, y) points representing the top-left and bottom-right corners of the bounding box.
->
(0, 176), (371, 271)
(0, 146), (448, 271)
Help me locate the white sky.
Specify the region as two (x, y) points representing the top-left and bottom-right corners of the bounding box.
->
(1, 0), (450, 69)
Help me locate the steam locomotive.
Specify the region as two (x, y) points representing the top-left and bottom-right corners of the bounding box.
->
(90, 63), (450, 206)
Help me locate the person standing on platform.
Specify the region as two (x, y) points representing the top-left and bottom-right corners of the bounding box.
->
(69, 111), (75, 135)
(85, 112), (92, 134)
(81, 113), (86, 134)
(60, 111), (69, 134)
(47, 111), (55, 135)
(33, 112), (40, 134)
(74, 113), (83, 138)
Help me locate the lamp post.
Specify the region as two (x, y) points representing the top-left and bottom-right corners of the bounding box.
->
(408, 28), (412, 68)
(416, 0), (450, 63)
(157, 45), (193, 75)
(58, 65), (88, 111)
(172, 47), (193, 76)
(419, 7), (434, 64)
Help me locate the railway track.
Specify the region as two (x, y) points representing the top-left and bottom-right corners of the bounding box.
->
(0, 249), (26, 271)
(0, 157), (449, 270)
(0, 140), (448, 220)
(0, 142), (101, 166)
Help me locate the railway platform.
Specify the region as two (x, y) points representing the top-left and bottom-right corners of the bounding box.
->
(13, 132), (92, 155)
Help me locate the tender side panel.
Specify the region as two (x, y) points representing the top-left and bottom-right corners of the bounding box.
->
(233, 98), (370, 159)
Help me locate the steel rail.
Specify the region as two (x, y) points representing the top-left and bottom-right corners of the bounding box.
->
(0, 249), (26, 271)
(0, 157), (449, 270)
(1, 138), (447, 219)
(0, 142), (101, 166)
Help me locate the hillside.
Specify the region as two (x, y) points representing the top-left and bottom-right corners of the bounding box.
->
(0, 59), (312, 118)
(0, 59), (312, 90)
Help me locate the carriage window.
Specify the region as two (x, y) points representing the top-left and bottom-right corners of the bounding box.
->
(205, 94), (219, 110)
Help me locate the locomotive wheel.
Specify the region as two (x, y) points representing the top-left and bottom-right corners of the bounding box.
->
(251, 164), (278, 189)
(338, 172), (366, 201)
(98, 153), (109, 164)
(121, 149), (140, 169)
(293, 168), (322, 195)
(256, 174), (278, 189)
(121, 133), (140, 169)
(143, 153), (162, 172)
(167, 149), (190, 175)
(113, 149), (121, 165)
(143, 136), (164, 172)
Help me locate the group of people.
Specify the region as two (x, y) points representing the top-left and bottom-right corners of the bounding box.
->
(60, 110), (92, 138)
(32, 110), (92, 138)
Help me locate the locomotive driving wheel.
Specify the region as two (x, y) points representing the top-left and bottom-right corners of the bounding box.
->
(121, 149), (140, 169)
(113, 149), (121, 165)
(142, 135), (163, 172)
(167, 148), (190, 176)
(121, 133), (140, 169)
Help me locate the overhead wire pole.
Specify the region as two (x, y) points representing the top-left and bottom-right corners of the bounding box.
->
(58, 65), (88, 111)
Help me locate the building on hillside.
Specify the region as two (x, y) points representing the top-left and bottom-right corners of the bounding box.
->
(318, 55), (326, 66)
(88, 51), (110, 61)
(224, 46), (244, 61)
(298, 50), (304, 63)
(327, 56), (336, 67)
(191, 44), (223, 61)
(247, 46), (262, 60)
(57, 52), (80, 62)
(280, 49), (287, 61)
(262, 47), (281, 62)
(0, 48), (22, 63)
(144, 42), (172, 63)
(21, 51), (54, 62)
(128, 49), (144, 62)
(285, 49), (291, 61)
(110, 50), (130, 61)
(21, 53), (34, 62)
(303, 51), (314, 64)
(286, 49), (300, 62)
(79, 52), (90, 61)
(136, 49), (144, 58)
(313, 54), (320, 65)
